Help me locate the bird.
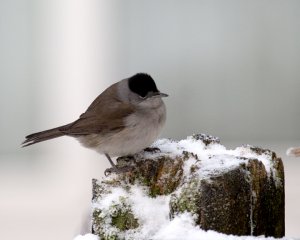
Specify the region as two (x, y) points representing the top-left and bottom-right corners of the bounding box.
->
(22, 73), (168, 174)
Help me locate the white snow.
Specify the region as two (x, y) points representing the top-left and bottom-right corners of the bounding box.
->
(130, 186), (170, 238)
(73, 233), (99, 240)
(93, 187), (128, 210)
(151, 137), (275, 176)
(74, 213), (293, 240)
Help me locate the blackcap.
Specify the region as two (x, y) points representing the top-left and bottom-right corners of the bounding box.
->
(22, 73), (168, 174)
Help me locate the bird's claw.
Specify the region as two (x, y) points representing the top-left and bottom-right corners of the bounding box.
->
(143, 147), (161, 153)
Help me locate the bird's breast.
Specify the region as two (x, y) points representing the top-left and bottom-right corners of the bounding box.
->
(78, 102), (166, 157)
(120, 103), (166, 154)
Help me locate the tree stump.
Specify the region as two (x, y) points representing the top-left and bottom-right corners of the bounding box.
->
(91, 134), (284, 240)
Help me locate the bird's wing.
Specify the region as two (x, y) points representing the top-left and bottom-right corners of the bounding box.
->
(60, 84), (135, 136)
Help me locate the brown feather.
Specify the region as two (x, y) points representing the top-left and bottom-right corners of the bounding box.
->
(58, 83), (135, 136)
(22, 124), (70, 147)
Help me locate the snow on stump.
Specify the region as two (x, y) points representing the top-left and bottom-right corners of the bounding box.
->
(91, 134), (285, 240)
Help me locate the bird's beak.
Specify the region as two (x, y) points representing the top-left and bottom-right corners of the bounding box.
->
(145, 91), (169, 99)
(147, 92), (169, 98)
(158, 92), (168, 97)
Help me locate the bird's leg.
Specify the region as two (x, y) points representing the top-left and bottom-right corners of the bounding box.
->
(105, 153), (116, 167)
(104, 153), (134, 176)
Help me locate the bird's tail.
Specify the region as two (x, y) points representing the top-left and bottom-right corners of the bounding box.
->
(22, 124), (70, 147)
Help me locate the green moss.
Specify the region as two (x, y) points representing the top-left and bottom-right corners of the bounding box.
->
(92, 209), (119, 240)
(100, 233), (119, 240)
(110, 197), (139, 231)
(111, 210), (139, 231)
(92, 196), (139, 240)
(170, 179), (201, 218)
(125, 157), (184, 197)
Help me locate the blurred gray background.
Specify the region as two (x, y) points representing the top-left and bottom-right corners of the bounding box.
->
(1, 0), (299, 239)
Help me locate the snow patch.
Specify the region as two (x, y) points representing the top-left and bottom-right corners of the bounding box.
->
(130, 186), (170, 238)
(151, 138), (275, 176)
(93, 187), (128, 210)
(73, 233), (99, 240)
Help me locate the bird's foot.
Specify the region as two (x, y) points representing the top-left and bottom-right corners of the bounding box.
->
(116, 155), (135, 163)
(143, 147), (161, 153)
(104, 165), (134, 176)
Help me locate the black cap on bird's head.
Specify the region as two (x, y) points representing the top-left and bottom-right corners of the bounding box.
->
(128, 73), (168, 98)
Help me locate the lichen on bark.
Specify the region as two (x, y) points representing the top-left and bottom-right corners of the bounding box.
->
(92, 189), (139, 239)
